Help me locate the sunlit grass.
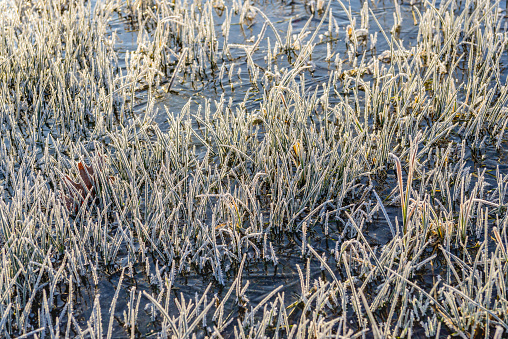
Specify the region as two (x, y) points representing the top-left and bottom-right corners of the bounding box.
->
(0, 0), (508, 337)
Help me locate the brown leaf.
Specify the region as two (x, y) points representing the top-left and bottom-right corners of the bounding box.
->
(78, 161), (94, 192)
(60, 189), (78, 213)
(64, 175), (86, 200)
(62, 156), (113, 213)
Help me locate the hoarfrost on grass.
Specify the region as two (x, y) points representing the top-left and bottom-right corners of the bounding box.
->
(0, 0), (508, 337)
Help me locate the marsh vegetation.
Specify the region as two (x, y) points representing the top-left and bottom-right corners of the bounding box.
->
(1, 0), (508, 337)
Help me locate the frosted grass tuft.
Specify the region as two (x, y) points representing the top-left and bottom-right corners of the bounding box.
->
(0, 0), (508, 337)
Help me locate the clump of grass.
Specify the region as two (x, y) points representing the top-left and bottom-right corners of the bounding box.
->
(1, 0), (508, 337)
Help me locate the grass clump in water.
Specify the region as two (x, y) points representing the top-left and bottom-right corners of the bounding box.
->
(1, 0), (508, 337)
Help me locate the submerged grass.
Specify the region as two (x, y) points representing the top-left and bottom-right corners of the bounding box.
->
(1, 0), (508, 337)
